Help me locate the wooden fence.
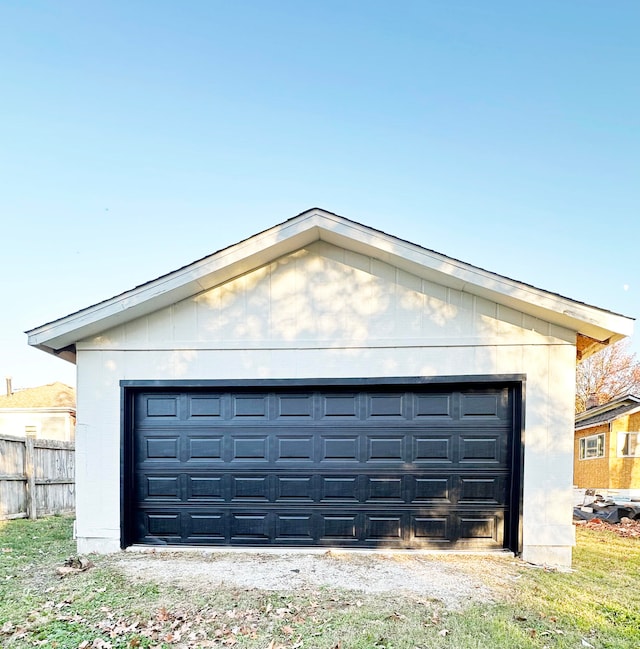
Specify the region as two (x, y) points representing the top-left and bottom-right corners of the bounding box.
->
(0, 433), (75, 520)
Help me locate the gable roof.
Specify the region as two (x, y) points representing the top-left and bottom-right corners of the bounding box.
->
(575, 394), (640, 430)
(0, 382), (76, 410)
(576, 394), (640, 430)
(26, 208), (634, 363)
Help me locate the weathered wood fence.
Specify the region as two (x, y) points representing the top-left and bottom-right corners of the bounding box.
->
(0, 433), (75, 520)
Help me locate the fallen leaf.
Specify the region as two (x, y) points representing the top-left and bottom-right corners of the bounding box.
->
(156, 607), (170, 622)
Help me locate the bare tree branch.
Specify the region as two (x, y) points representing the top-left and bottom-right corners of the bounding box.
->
(576, 340), (640, 413)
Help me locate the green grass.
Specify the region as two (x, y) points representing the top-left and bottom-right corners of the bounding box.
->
(1, 516), (639, 648)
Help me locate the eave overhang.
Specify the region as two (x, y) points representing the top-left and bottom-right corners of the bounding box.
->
(575, 395), (640, 430)
(26, 208), (635, 362)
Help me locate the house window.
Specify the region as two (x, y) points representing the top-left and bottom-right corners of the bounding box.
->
(618, 432), (640, 458)
(579, 433), (605, 459)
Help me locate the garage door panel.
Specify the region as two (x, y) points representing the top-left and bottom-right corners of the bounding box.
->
(460, 393), (503, 418)
(367, 436), (405, 462)
(129, 385), (516, 549)
(144, 475), (182, 501)
(321, 394), (359, 418)
(188, 475), (225, 501)
(143, 436), (180, 461)
(321, 513), (359, 541)
(413, 515), (451, 542)
(412, 476), (453, 503)
(187, 513), (226, 542)
(458, 476), (507, 504)
(366, 393), (406, 418)
(231, 513), (270, 541)
(459, 513), (504, 546)
(275, 476), (314, 501)
(188, 436), (224, 461)
(321, 436), (361, 462)
(320, 476), (360, 501)
(275, 514), (314, 541)
(145, 512), (181, 539)
(276, 436), (315, 461)
(232, 394), (269, 418)
(231, 475), (270, 501)
(365, 514), (404, 541)
(133, 506), (509, 548)
(459, 435), (507, 464)
(365, 477), (404, 502)
(276, 394), (314, 418)
(415, 394), (452, 418)
(144, 395), (180, 419)
(188, 396), (223, 418)
(413, 436), (453, 463)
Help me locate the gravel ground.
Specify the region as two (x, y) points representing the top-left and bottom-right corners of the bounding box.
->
(112, 549), (520, 610)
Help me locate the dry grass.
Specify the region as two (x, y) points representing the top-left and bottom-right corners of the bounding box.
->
(1, 515), (639, 648)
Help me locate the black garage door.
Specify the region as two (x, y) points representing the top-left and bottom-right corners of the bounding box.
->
(123, 381), (521, 551)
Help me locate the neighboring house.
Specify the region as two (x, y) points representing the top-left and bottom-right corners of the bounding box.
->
(0, 380), (76, 441)
(574, 394), (640, 498)
(26, 208), (634, 567)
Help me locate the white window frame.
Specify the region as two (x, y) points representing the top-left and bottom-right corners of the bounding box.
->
(579, 433), (605, 460)
(617, 431), (640, 458)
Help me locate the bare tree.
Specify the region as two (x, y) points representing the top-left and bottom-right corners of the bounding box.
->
(576, 340), (640, 413)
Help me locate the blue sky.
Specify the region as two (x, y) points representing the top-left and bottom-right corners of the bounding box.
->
(2, 1), (638, 389)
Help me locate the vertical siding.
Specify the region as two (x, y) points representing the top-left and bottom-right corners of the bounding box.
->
(86, 242), (569, 351)
(74, 240), (579, 565)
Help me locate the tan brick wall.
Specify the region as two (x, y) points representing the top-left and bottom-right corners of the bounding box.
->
(574, 424), (610, 489)
(610, 414), (640, 489)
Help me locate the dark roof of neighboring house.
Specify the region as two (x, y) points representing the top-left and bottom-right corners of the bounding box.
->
(0, 382), (76, 409)
(575, 394), (640, 430)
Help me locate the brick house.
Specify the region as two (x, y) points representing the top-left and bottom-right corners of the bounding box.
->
(574, 394), (640, 497)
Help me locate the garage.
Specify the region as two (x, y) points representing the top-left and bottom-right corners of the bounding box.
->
(123, 380), (521, 551)
(27, 208), (633, 566)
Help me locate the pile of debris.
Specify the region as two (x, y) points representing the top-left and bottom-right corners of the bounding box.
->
(573, 498), (640, 524)
(576, 517), (640, 538)
(574, 491), (640, 538)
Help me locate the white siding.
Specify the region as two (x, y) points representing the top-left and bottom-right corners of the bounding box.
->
(75, 242), (577, 566)
(82, 242), (571, 351)
(0, 411), (75, 441)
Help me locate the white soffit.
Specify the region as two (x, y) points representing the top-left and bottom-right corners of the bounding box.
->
(26, 208), (634, 356)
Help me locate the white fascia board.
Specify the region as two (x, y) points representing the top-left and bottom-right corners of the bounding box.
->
(26, 220), (322, 353)
(314, 213), (634, 342)
(26, 208), (634, 354)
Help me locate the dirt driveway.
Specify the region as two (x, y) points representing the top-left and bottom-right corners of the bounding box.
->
(111, 549), (521, 610)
